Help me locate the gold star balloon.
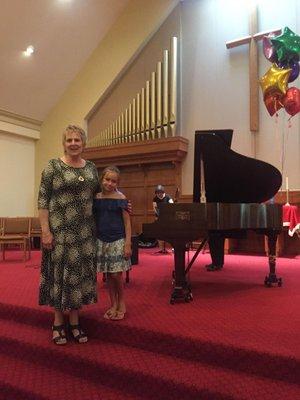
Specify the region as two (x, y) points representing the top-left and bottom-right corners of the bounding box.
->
(259, 63), (291, 98)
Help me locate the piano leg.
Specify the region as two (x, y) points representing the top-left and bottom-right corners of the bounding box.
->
(170, 241), (193, 304)
(265, 231), (282, 287)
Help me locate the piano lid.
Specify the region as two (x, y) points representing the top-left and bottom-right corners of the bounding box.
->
(193, 130), (282, 204)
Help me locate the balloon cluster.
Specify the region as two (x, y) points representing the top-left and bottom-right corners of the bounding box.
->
(260, 27), (300, 117)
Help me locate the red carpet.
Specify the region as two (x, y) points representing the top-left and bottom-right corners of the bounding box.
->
(0, 249), (299, 400)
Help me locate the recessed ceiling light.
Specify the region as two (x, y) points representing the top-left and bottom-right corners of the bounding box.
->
(23, 45), (35, 57)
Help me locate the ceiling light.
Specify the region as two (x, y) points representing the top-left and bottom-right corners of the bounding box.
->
(23, 45), (35, 57)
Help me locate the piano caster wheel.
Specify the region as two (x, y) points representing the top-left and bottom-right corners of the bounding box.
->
(264, 276), (271, 287)
(170, 284), (192, 304)
(184, 293), (193, 302)
(264, 275), (282, 287)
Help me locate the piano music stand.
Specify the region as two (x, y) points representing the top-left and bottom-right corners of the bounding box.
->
(193, 129), (233, 203)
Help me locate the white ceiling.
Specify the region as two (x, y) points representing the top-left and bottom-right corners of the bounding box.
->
(0, 0), (129, 122)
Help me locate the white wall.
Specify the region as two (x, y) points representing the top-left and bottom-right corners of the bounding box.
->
(0, 132), (35, 216)
(181, 0), (300, 194)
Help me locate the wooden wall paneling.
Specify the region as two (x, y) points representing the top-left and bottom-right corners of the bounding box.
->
(119, 165), (146, 235)
(277, 232), (300, 256)
(119, 165), (145, 185)
(86, 137), (188, 236)
(225, 238), (236, 254)
(146, 162), (176, 183)
(231, 232), (266, 254)
(275, 190), (300, 204)
(178, 194), (193, 203)
(124, 188), (147, 234)
(106, 162), (183, 235)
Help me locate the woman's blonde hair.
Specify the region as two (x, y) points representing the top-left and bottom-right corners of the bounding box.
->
(62, 124), (87, 146)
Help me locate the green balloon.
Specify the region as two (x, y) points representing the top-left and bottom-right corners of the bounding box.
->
(271, 27), (300, 62)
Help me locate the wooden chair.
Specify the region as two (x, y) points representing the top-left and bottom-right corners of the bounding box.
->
(30, 217), (42, 249)
(0, 217), (31, 261)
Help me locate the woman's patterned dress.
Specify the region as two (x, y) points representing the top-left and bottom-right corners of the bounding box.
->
(38, 158), (100, 310)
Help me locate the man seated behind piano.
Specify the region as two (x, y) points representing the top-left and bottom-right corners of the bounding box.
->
(206, 233), (225, 271)
(152, 185), (173, 254)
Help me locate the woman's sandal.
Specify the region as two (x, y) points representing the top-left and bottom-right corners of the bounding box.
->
(52, 324), (67, 345)
(69, 324), (88, 343)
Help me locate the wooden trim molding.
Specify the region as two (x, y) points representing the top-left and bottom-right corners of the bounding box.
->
(0, 109), (42, 130)
(0, 121), (40, 140)
(0, 109), (41, 140)
(275, 190), (300, 204)
(83, 136), (188, 167)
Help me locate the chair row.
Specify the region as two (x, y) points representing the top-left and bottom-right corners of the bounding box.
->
(0, 217), (41, 262)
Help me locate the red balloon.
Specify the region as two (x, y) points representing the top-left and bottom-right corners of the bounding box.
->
(264, 90), (283, 116)
(283, 87), (300, 116)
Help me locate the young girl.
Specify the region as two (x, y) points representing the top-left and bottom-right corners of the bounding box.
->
(94, 166), (132, 320)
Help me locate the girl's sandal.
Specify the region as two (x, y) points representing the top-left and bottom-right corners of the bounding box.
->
(103, 308), (116, 319)
(110, 311), (126, 321)
(52, 324), (67, 345)
(69, 324), (88, 343)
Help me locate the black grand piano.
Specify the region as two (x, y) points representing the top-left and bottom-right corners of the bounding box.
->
(143, 130), (283, 303)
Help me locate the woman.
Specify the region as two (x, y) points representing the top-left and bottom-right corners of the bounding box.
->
(38, 124), (100, 344)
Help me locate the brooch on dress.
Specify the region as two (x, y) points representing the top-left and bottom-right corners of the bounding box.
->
(78, 176), (85, 182)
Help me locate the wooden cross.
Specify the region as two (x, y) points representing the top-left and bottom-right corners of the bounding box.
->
(226, 5), (281, 132)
